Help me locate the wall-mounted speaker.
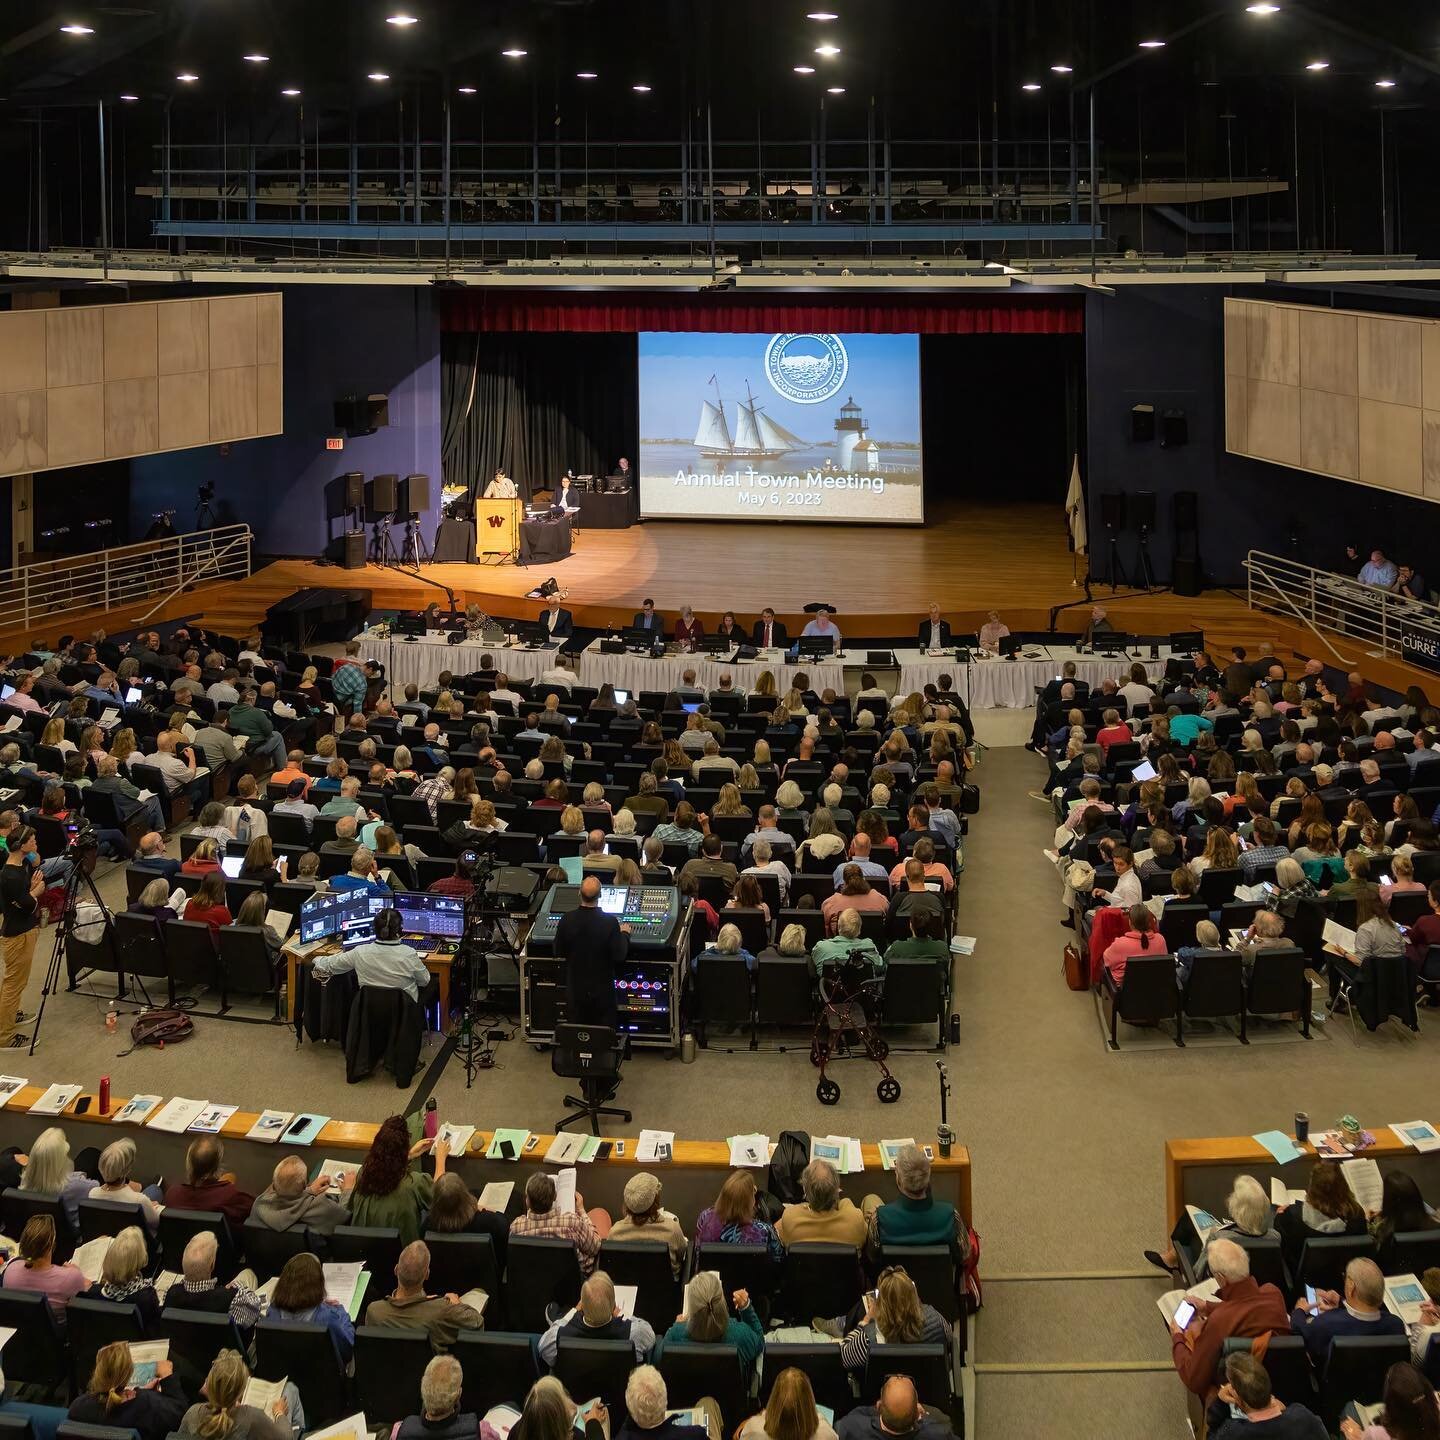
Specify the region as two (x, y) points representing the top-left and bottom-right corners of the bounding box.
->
(398, 473), (431, 513)
(1130, 404), (1155, 442)
(366, 473), (399, 518)
(1161, 410), (1189, 448)
(334, 393), (390, 437)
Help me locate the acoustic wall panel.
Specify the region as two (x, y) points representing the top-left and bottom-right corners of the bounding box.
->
(1226, 298), (1440, 504)
(0, 293), (282, 477)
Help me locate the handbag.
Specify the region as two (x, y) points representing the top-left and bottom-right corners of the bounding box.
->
(1062, 942), (1087, 992)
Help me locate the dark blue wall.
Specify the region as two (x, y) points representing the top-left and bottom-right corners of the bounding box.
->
(131, 286), (442, 556)
(1084, 285), (1440, 588)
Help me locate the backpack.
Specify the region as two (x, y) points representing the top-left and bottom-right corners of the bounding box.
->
(127, 1009), (194, 1051)
(766, 1130), (811, 1206)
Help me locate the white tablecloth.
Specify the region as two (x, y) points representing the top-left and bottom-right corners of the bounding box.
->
(891, 646), (1181, 709)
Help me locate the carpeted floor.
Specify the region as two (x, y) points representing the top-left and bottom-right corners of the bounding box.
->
(15, 738), (1440, 1438)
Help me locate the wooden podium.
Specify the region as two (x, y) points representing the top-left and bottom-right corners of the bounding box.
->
(474, 497), (521, 558)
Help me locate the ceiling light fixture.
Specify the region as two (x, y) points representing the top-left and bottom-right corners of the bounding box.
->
(1022, 82), (1041, 91)
(1375, 77), (1395, 87)
(368, 71), (390, 80)
(281, 87), (301, 96)
(576, 71), (597, 79)
(827, 86), (845, 93)
(176, 71), (198, 82)
(807, 11), (839, 19)
(1138, 39), (1166, 49)
(243, 53), (269, 63)
(386, 13), (419, 25)
(814, 43), (841, 56)
(60, 23), (94, 35)
(120, 93), (138, 101)
(794, 65), (815, 73)
(457, 85), (476, 94)
(632, 83), (651, 92)
(1245, 2), (1279, 12)
(501, 48), (526, 58)
(1305, 59), (1329, 70)
(1051, 64), (1073, 73)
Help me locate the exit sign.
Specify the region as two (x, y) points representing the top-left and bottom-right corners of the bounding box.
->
(326, 436), (345, 451)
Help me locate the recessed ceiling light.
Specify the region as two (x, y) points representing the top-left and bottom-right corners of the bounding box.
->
(1051, 63), (1073, 73)
(1022, 82), (1042, 91)
(814, 44), (841, 56)
(457, 85), (476, 94)
(281, 88), (301, 97)
(120, 93), (138, 102)
(1306, 60), (1329, 70)
(1138, 39), (1165, 49)
(632, 83), (651, 92)
(794, 65), (815, 74)
(60, 23), (94, 35)
(807, 11), (839, 19)
(1246, 2), (1279, 12)
(368, 71), (390, 81)
(386, 13), (418, 25)
(1375, 78), (1396, 87)
(826, 86), (845, 94)
(243, 54), (269, 63)
(576, 71), (597, 79)
(176, 72), (198, 82)
(501, 48), (527, 58)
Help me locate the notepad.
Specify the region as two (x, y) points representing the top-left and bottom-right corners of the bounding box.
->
(545, 1132), (587, 1165)
(636, 1130), (675, 1164)
(29, 1083), (81, 1115)
(148, 1096), (208, 1133)
(1252, 1130), (1305, 1165)
(278, 1113), (330, 1146)
(486, 1128), (531, 1160)
(435, 1123), (476, 1155)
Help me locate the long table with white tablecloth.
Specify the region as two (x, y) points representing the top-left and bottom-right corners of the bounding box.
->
(892, 646), (1182, 709)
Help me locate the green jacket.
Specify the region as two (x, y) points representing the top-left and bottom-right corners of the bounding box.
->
(227, 703), (275, 742)
(347, 1170), (432, 1245)
(811, 936), (883, 978)
(882, 937), (951, 972)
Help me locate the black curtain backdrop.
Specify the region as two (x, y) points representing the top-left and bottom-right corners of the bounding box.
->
(441, 333), (639, 503)
(920, 334), (1084, 509)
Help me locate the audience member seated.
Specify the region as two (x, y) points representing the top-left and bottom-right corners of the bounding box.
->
(510, 1170), (605, 1275)
(540, 1269), (657, 1365)
(251, 1154), (352, 1238)
(0, 1214), (87, 1320)
(776, 1158), (869, 1247)
(1274, 1161), (1366, 1281)
(68, 1340), (188, 1440)
(22, 1125), (95, 1235)
(132, 831), (182, 879)
(398, 1355), (476, 1440)
(822, 866), (890, 934)
(812, 908), (883, 978)
(1291, 1257), (1405, 1364)
(182, 871), (232, 935)
(1327, 892), (1406, 1010)
(426, 1170), (511, 1266)
(164, 1136), (254, 1228)
(177, 1349), (292, 1440)
(695, 1170), (782, 1263)
(1146, 1174), (1276, 1276)
(679, 834), (738, 891)
(89, 1137), (163, 1235)
(867, 1144), (971, 1264)
(619, 1366), (714, 1440)
(266, 1252), (356, 1364)
(883, 911), (951, 976)
(364, 1239), (484, 1353)
(836, 1375), (951, 1440)
(602, 1173), (688, 1278)
(88, 1223), (161, 1328)
(740, 1368), (838, 1440)
(817, 1264), (951, 1372)
(1210, 1352), (1327, 1440)
(346, 1116), (444, 1244)
(657, 1269), (762, 1376)
(888, 858), (946, 937)
(162, 1231), (261, 1333)
(697, 921), (756, 973)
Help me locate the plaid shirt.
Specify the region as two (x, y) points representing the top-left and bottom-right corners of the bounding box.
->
(510, 1207), (600, 1273)
(178, 1275), (262, 1329)
(411, 774), (453, 822)
(1239, 844), (1289, 880)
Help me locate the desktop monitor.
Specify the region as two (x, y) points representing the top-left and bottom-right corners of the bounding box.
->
(1169, 630), (1204, 652)
(624, 628), (661, 650)
(797, 636), (836, 659)
(394, 891), (466, 940)
(998, 634), (1023, 657)
(598, 885), (629, 916)
(697, 634), (731, 654)
(394, 613), (426, 638)
(513, 622), (548, 647)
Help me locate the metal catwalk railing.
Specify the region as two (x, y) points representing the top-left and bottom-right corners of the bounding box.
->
(1244, 549), (1440, 665)
(0, 525), (252, 634)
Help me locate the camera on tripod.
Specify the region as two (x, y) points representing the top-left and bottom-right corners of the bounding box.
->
(66, 820), (101, 875)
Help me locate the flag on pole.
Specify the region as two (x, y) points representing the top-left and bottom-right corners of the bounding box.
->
(1065, 454), (1087, 555)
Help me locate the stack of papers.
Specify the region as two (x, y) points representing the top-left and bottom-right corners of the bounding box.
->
(1341, 1158), (1383, 1212)
(314, 1160), (360, 1193)
(29, 1083), (81, 1115)
(728, 1134), (769, 1168)
(435, 1123), (476, 1155)
(127, 1340), (169, 1388)
(278, 1114), (330, 1146)
(486, 1128), (531, 1161)
(72, 1236), (113, 1284)
(1384, 1273), (1432, 1325)
(1390, 1120), (1440, 1153)
(113, 1095), (162, 1126)
(813, 1136), (865, 1175)
(477, 1181), (514, 1213)
(1312, 1131), (1353, 1160)
(1157, 1277), (1220, 1323)
(148, 1097), (208, 1133)
(879, 1138), (918, 1171)
(636, 1130), (675, 1163)
(0, 1076), (27, 1107)
(322, 1262), (370, 1320)
(189, 1103), (238, 1134)
(246, 1110), (294, 1143)
(552, 1167), (578, 1216)
(1322, 919), (1357, 954)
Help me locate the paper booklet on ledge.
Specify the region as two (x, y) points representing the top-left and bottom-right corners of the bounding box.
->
(1157, 1277), (1220, 1323)
(189, 1103), (238, 1134)
(728, 1133), (769, 1168)
(879, 1138), (917, 1172)
(1390, 1120), (1440, 1153)
(148, 1096), (208, 1133)
(545, 1132), (587, 1165)
(436, 1123), (476, 1155)
(0, 1076), (26, 1107)
(29, 1083), (81, 1115)
(247, 1110), (294, 1143)
(636, 1130), (675, 1164)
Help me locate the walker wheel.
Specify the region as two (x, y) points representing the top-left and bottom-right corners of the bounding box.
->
(816, 1077), (841, 1105)
(869, 1037), (890, 1061)
(877, 1076), (902, 1104)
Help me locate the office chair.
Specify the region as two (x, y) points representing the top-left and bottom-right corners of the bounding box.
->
(552, 1022), (630, 1135)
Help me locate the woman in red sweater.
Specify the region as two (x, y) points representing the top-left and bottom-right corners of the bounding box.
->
(182, 872), (232, 935)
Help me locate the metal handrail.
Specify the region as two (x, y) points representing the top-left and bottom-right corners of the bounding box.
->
(0, 525), (252, 636)
(1244, 550), (1440, 665)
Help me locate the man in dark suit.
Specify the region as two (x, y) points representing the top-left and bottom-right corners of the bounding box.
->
(751, 608), (788, 649)
(916, 604), (952, 651)
(631, 598), (666, 634)
(1290, 1257), (1403, 1365)
(542, 597), (573, 643)
(554, 875), (630, 1026)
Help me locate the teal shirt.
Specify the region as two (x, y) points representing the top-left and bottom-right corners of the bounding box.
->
(882, 937), (950, 973)
(811, 937), (883, 978)
(1168, 713), (1213, 746)
(874, 1193), (958, 1249)
(659, 1304), (764, 1371)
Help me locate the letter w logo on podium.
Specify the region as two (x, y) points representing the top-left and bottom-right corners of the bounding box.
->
(487, 514), (505, 528)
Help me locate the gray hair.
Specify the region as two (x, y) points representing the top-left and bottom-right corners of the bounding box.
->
(1227, 1176), (1270, 1236)
(396, 1240), (431, 1288)
(102, 1225), (148, 1285)
(1347, 1257), (1384, 1307)
(625, 1366), (669, 1429)
(752, 839), (772, 865)
(893, 1143), (931, 1199)
(612, 808), (637, 836)
(1206, 1238), (1250, 1284)
(801, 1158), (840, 1212)
(98, 1138), (137, 1184)
(420, 1355), (463, 1417)
(182, 1230), (218, 1281)
(272, 1155), (308, 1197)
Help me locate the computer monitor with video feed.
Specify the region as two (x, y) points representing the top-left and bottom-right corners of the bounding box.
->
(394, 891), (466, 939)
(299, 890), (387, 946)
(598, 885), (628, 916)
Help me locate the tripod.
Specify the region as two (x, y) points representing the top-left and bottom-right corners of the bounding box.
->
(400, 514), (432, 568)
(1134, 523), (1158, 590)
(372, 515), (403, 567)
(450, 856), (521, 1088)
(1101, 523), (1129, 591)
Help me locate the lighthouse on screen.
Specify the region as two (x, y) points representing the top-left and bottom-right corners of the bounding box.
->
(834, 395), (879, 472)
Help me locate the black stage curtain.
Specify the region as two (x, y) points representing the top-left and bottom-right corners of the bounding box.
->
(441, 333), (639, 504)
(920, 333), (1084, 508)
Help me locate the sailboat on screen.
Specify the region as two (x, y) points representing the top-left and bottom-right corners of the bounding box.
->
(693, 378), (805, 462)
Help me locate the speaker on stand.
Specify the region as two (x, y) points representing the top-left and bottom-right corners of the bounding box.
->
(1172, 489), (1201, 597)
(1133, 490), (1158, 590)
(398, 474), (433, 567)
(1099, 492), (1128, 591)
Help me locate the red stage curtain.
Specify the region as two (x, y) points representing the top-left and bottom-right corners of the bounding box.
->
(439, 290), (1083, 335)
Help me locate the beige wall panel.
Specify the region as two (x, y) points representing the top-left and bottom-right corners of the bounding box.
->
(1224, 374), (1249, 454)
(1424, 412), (1440, 500)
(209, 296), (257, 370)
(157, 300), (210, 375)
(1300, 390), (1358, 479)
(0, 392), (47, 475)
(0, 312), (49, 395)
(1423, 324), (1440, 414)
(1298, 310), (1358, 396)
(1223, 301), (1249, 378)
(1359, 398), (1422, 494)
(210, 366), (258, 440)
(102, 303), (158, 383)
(158, 372), (210, 451)
(256, 363), (283, 435)
(1358, 316), (1422, 407)
(255, 294), (282, 366)
(46, 383), (104, 467)
(105, 377), (159, 459)
(1244, 380), (1300, 467)
(1247, 304), (1300, 385)
(45, 308), (103, 389)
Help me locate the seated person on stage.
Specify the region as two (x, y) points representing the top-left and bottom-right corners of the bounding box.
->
(555, 473), (579, 512)
(543, 596), (574, 642)
(632, 598), (667, 634)
(715, 612), (745, 644)
(674, 607), (704, 647)
(483, 468), (518, 499)
(312, 906), (434, 1005)
(977, 611), (1010, 653)
(917, 603), (953, 651)
(801, 608), (842, 649)
(752, 608), (788, 650)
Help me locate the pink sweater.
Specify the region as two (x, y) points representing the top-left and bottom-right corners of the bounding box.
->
(1102, 929), (1165, 983)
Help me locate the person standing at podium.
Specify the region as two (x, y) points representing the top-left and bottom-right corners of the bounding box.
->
(555, 875), (630, 1026)
(483, 468), (518, 499)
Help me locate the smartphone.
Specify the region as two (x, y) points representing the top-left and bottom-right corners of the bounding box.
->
(498, 1139), (515, 1160)
(523, 1135), (540, 1153)
(595, 1141), (613, 1160)
(613, 1141), (626, 1158)
(1172, 1300), (1198, 1330)
(284, 1116), (311, 1138)
(1305, 1285), (1317, 1307)
(74, 1095), (91, 1115)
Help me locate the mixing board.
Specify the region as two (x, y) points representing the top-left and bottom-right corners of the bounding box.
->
(526, 883), (681, 952)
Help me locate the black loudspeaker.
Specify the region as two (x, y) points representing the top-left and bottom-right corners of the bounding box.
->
(1161, 410), (1189, 448)
(1100, 492), (1126, 531)
(1173, 555), (1202, 596)
(1133, 491), (1157, 533)
(340, 531), (366, 570)
(1173, 490), (1199, 535)
(1130, 404), (1155, 442)
(366, 473), (399, 518)
(334, 393), (389, 436)
(398, 473), (431, 513)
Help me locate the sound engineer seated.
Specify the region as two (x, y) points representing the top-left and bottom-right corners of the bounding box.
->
(313, 907), (435, 1006)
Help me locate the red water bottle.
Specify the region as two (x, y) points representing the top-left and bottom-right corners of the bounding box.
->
(423, 1096), (438, 1141)
(98, 1075), (110, 1116)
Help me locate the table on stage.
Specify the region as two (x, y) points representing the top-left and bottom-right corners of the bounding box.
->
(431, 517), (477, 563)
(520, 514), (573, 564)
(891, 645), (1182, 709)
(574, 486), (638, 529)
(474, 496), (522, 557)
(283, 936), (454, 1026)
